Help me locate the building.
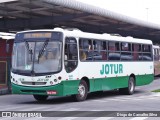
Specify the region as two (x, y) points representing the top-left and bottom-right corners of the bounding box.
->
(0, 32), (15, 94)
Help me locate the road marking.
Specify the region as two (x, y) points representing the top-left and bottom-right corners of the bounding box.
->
(1, 105), (29, 111)
(90, 100), (108, 103)
(21, 106), (50, 111)
(151, 93), (160, 97)
(38, 106), (65, 111)
(89, 94), (160, 103)
(90, 109), (103, 111)
(105, 98), (127, 102)
(58, 108), (79, 111)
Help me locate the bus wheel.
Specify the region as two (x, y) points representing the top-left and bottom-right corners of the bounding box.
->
(33, 95), (48, 101)
(74, 80), (88, 102)
(119, 77), (135, 95)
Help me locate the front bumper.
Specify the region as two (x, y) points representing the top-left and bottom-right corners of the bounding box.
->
(11, 80), (80, 96)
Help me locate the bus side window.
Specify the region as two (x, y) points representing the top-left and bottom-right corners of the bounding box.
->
(79, 39), (86, 61)
(133, 44), (138, 60)
(108, 41), (120, 60)
(142, 44), (152, 61)
(93, 40), (107, 60)
(133, 44), (142, 61)
(79, 39), (92, 61)
(121, 42), (132, 61)
(93, 40), (102, 60)
(64, 37), (78, 73)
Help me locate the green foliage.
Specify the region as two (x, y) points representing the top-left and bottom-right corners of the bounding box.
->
(152, 89), (160, 92)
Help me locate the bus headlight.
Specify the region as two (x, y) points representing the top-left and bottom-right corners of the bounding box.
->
(54, 79), (57, 82)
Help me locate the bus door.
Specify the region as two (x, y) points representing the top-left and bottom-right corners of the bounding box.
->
(64, 37), (79, 87)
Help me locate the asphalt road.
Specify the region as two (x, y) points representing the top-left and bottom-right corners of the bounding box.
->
(0, 78), (160, 120)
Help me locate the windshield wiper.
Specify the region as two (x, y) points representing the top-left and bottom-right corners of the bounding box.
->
(31, 69), (35, 76)
(38, 39), (49, 63)
(25, 41), (33, 61)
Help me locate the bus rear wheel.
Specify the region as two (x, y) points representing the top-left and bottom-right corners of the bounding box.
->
(33, 95), (48, 101)
(73, 80), (88, 102)
(119, 77), (135, 95)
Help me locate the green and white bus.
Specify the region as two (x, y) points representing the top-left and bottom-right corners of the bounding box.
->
(11, 28), (154, 101)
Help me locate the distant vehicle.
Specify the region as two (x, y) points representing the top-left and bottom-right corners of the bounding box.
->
(11, 28), (154, 102)
(153, 45), (160, 76)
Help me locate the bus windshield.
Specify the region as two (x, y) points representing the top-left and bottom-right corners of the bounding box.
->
(12, 41), (62, 74)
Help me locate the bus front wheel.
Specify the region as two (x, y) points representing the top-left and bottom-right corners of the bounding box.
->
(73, 80), (88, 102)
(33, 95), (48, 101)
(119, 77), (135, 95)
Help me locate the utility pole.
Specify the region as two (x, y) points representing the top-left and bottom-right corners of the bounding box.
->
(146, 8), (149, 22)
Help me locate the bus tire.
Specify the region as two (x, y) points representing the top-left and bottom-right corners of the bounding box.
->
(119, 77), (135, 95)
(33, 95), (48, 101)
(73, 80), (88, 102)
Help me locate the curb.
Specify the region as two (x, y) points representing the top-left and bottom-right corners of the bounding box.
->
(151, 92), (160, 96)
(0, 88), (10, 95)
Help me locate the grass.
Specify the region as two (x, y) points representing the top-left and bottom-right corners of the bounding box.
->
(152, 89), (160, 92)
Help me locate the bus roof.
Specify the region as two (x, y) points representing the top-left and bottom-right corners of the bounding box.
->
(17, 28), (152, 44)
(0, 32), (15, 40)
(153, 45), (160, 49)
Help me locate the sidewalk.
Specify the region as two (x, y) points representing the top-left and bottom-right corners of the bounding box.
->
(0, 86), (10, 95)
(0, 88), (9, 95)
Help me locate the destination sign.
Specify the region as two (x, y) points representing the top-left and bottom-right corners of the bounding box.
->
(15, 32), (62, 42)
(24, 33), (52, 39)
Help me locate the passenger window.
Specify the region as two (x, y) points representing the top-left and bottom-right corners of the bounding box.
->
(132, 44), (142, 61)
(64, 37), (78, 73)
(79, 39), (92, 61)
(121, 42), (131, 51)
(121, 42), (132, 60)
(108, 41), (120, 60)
(79, 39), (108, 61)
(142, 45), (151, 52)
(142, 45), (152, 61)
(92, 40), (107, 60)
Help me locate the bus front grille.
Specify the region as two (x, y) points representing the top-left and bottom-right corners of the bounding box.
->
(21, 82), (47, 85)
(21, 90), (46, 94)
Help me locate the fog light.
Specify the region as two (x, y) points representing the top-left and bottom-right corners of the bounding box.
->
(50, 81), (53, 85)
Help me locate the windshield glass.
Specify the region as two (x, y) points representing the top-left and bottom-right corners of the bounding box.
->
(12, 41), (62, 74)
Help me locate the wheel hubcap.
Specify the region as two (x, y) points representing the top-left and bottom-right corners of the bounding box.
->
(78, 84), (85, 97)
(129, 80), (134, 92)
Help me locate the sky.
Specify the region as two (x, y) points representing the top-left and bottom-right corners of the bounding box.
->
(77, 0), (160, 25)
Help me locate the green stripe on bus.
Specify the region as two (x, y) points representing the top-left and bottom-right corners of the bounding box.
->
(12, 74), (153, 96)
